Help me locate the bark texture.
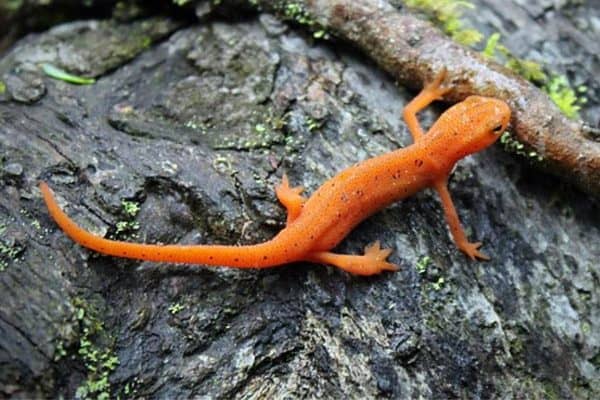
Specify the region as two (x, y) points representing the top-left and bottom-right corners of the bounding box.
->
(0, 1), (598, 399)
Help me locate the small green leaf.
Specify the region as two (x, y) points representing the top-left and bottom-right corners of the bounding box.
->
(41, 63), (95, 85)
(482, 33), (501, 58)
(168, 303), (185, 314)
(313, 30), (327, 39)
(416, 256), (430, 274)
(254, 123), (266, 133)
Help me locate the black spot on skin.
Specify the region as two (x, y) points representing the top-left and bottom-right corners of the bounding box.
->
(234, 258), (239, 262)
(309, 235), (314, 240)
(209, 256), (213, 260)
(263, 256), (268, 260)
(414, 159), (424, 167)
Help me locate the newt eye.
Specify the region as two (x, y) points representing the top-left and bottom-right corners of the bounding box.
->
(492, 124), (503, 134)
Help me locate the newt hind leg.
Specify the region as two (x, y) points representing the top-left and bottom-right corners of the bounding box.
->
(402, 68), (451, 143)
(275, 174), (306, 225)
(305, 241), (399, 276)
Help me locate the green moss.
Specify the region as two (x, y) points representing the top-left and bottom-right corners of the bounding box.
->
(415, 256), (430, 274)
(254, 123), (267, 134)
(431, 276), (445, 291)
(481, 32), (500, 58)
(305, 117), (321, 132)
(70, 298), (119, 400)
(54, 341), (67, 361)
(408, 1), (587, 121)
(0, 80), (5, 94)
(121, 378), (141, 398)
(481, 33), (546, 82)
(500, 131), (543, 161)
(543, 75), (587, 119)
(284, 3), (313, 25)
(506, 58), (547, 83)
(121, 200), (140, 217)
(140, 37), (152, 49)
(510, 338), (523, 356)
(168, 302), (185, 315)
(113, 200), (140, 238)
(313, 29), (327, 39)
(213, 109), (288, 151)
(481, 33), (586, 119)
(31, 219), (41, 230)
(405, 0), (483, 46)
(115, 220), (139, 236)
(270, 2), (329, 40)
(0, 223), (22, 272)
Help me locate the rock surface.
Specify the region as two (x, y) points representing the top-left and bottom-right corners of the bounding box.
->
(0, 1), (598, 398)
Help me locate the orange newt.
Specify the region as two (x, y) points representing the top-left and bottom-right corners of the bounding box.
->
(40, 70), (511, 275)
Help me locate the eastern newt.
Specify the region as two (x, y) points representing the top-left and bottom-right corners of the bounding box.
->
(40, 70), (511, 275)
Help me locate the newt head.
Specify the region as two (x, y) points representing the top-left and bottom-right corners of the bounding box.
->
(429, 95), (511, 161)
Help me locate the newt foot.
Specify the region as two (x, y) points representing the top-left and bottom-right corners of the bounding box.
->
(424, 68), (452, 100)
(362, 241), (399, 274)
(460, 241), (490, 261)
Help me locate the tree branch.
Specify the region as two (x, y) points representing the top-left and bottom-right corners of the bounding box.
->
(234, 0), (600, 196)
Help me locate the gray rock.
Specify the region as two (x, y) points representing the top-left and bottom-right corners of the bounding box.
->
(0, 1), (598, 399)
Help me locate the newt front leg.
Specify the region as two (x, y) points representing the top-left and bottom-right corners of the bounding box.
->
(402, 69), (502, 261)
(402, 68), (451, 143)
(434, 180), (489, 260)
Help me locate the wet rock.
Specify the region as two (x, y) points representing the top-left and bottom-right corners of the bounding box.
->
(0, 1), (598, 399)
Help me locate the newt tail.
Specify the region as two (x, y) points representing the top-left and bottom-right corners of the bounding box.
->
(40, 182), (292, 269)
(39, 181), (398, 275)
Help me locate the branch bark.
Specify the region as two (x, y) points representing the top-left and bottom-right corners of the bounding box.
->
(236, 0), (600, 196)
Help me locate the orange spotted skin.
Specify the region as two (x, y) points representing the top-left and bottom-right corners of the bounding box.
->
(40, 70), (511, 275)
